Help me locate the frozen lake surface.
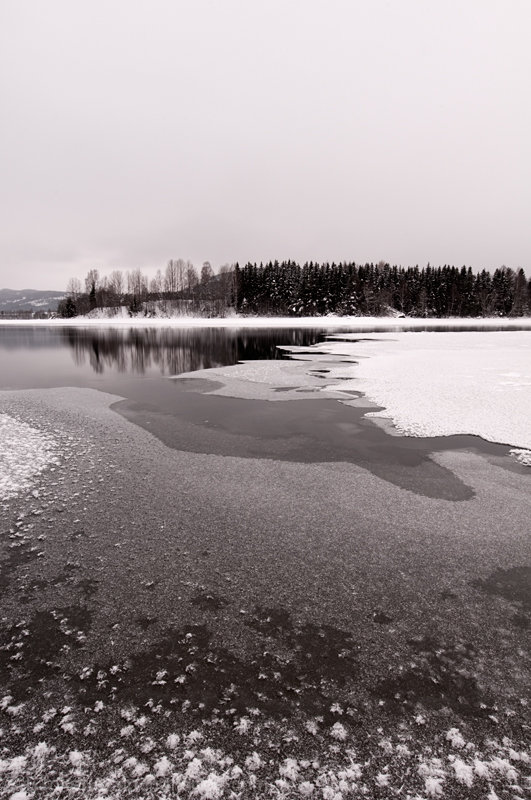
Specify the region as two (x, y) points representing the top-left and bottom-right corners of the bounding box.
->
(0, 321), (530, 798)
(287, 330), (531, 462)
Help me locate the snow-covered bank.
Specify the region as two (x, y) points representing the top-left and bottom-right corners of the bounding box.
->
(1, 315), (531, 329)
(311, 331), (531, 455)
(0, 414), (59, 501)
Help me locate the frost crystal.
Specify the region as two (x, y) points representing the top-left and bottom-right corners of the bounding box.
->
(9, 756), (27, 774)
(452, 758), (474, 787)
(234, 716), (252, 734)
(185, 758), (203, 780)
(69, 750), (83, 767)
(245, 752), (263, 771)
(154, 755), (172, 777)
(446, 727), (466, 748)
(330, 722), (347, 741)
(424, 776), (444, 796)
(279, 758), (300, 781)
(193, 773), (225, 799)
(33, 741), (50, 759)
(473, 758), (490, 778)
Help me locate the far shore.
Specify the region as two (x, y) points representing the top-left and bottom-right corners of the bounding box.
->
(2, 314), (531, 329)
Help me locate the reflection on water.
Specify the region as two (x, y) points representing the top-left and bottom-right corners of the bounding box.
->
(61, 327), (325, 376)
(0, 326), (337, 388)
(1, 323), (530, 390)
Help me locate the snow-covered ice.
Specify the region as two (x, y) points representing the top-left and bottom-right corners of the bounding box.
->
(509, 448), (531, 466)
(315, 331), (531, 454)
(0, 414), (59, 501)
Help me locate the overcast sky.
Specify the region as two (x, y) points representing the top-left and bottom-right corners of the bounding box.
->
(1, 0), (530, 290)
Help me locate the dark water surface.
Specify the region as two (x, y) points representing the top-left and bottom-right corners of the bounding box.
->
(0, 325), (332, 391)
(0, 325), (339, 421)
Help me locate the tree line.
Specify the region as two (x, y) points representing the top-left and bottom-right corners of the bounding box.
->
(59, 260), (530, 318)
(58, 260), (236, 318)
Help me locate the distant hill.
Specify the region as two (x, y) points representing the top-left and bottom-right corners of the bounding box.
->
(0, 288), (66, 312)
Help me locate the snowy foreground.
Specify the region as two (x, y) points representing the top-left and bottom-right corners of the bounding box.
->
(0, 382), (529, 798)
(2, 726), (528, 800)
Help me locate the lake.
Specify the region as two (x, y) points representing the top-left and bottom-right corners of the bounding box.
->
(1, 320), (528, 393)
(0, 322), (530, 798)
(1, 322), (528, 491)
(1, 323), (526, 489)
(0, 324), (334, 391)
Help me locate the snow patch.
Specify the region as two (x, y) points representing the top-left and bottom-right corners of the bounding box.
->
(0, 414), (59, 501)
(510, 448), (531, 466)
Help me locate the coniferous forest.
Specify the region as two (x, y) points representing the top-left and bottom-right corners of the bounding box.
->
(234, 262), (530, 317)
(59, 261), (531, 318)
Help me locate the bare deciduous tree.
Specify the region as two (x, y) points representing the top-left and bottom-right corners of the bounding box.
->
(84, 268), (100, 295)
(164, 260), (184, 295)
(66, 277), (82, 300)
(200, 261), (214, 285)
(108, 269), (124, 300)
(150, 269), (164, 297)
(186, 262), (199, 294)
(127, 269), (148, 301)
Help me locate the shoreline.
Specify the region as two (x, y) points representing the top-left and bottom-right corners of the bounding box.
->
(2, 314), (531, 329)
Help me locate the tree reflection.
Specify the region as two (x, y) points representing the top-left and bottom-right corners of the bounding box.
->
(60, 327), (326, 376)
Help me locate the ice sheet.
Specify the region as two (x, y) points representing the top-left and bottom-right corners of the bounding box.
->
(318, 331), (531, 451)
